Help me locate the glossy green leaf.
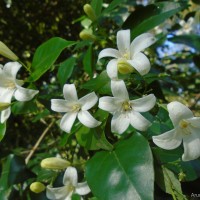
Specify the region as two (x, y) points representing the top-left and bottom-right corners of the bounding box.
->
(76, 126), (113, 151)
(83, 45), (93, 77)
(82, 70), (111, 95)
(169, 34), (200, 51)
(57, 57), (76, 87)
(123, 1), (188, 38)
(0, 122), (6, 142)
(86, 133), (154, 200)
(29, 37), (76, 81)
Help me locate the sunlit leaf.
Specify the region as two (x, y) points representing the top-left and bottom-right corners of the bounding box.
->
(86, 133), (154, 200)
(29, 37), (76, 81)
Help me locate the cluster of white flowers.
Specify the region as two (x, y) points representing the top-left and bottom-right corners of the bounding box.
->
(1, 29), (200, 200)
(49, 29), (200, 164)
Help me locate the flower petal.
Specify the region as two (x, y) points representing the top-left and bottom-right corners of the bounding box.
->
(127, 52), (150, 75)
(167, 101), (194, 127)
(98, 48), (120, 60)
(14, 86), (39, 101)
(129, 111), (151, 131)
(60, 112), (77, 133)
(111, 80), (129, 100)
(117, 29), (130, 54)
(182, 127), (200, 161)
(63, 84), (78, 102)
(46, 185), (72, 200)
(152, 129), (182, 150)
(51, 99), (72, 113)
(99, 96), (120, 113)
(3, 62), (21, 79)
(111, 111), (130, 134)
(106, 59), (118, 80)
(63, 167), (78, 186)
(79, 92), (98, 111)
(130, 33), (156, 56)
(185, 117), (200, 128)
(1, 107), (11, 123)
(78, 110), (101, 128)
(0, 88), (15, 103)
(130, 94), (156, 112)
(75, 182), (91, 195)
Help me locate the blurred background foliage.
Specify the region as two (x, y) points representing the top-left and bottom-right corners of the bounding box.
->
(0, 0), (200, 199)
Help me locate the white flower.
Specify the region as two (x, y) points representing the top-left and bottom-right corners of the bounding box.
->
(0, 62), (39, 123)
(152, 101), (200, 162)
(98, 29), (156, 79)
(46, 166), (90, 200)
(99, 80), (156, 134)
(51, 84), (101, 133)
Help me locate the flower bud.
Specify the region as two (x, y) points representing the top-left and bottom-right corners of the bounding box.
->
(41, 157), (70, 170)
(30, 182), (45, 193)
(79, 29), (96, 41)
(117, 60), (134, 74)
(83, 4), (97, 21)
(0, 41), (18, 61)
(0, 102), (11, 111)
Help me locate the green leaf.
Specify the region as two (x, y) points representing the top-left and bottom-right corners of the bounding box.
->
(169, 34), (200, 51)
(76, 126), (113, 151)
(91, 0), (103, 17)
(123, 1), (188, 38)
(155, 166), (186, 200)
(57, 57), (76, 87)
(0, 155), (13, 200)
(0, 122), (6, 142)
(29, 37), (76, 81)
(12, 100), (38, 115)
(82, 71), (111, 95)
(102, 0), (123, 14)
(86, 133), (154, 200)
(83, 45), (93, 77)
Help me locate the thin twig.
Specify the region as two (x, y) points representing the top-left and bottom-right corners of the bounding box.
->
(25, 120), (55, 164)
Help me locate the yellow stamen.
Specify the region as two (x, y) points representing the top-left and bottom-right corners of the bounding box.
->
(179, 120), (189, 129)
(122, 101), (132, 111)
(72, 104), (81, 112)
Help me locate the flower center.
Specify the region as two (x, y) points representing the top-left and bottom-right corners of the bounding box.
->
(122, 101), (132, 111)
(122, 52), (130, 60)
(117, 59), (134, 74)
(69, 184), (75, 192)
(179, 120), (189, 129)
(179, 120), (191, 135)
(5, 80), (15, 89)
(72, 104), (81, 112)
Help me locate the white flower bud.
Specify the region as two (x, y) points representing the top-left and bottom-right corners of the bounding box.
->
(30, 182), (45, 193)
(79, 29), (96, 41)
(83, 4), (97, 21)
(0, 41), (18, 61)
(41, 157), (71, 170)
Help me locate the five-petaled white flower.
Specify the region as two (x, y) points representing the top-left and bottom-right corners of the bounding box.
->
(99, 80), (156, 134)
(51, 84), (101, 133)
(0, 62), (39, 123)
(46, 166), (90, 200)
(98, 29), (156, 79)
(152, 101), (200, 162)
